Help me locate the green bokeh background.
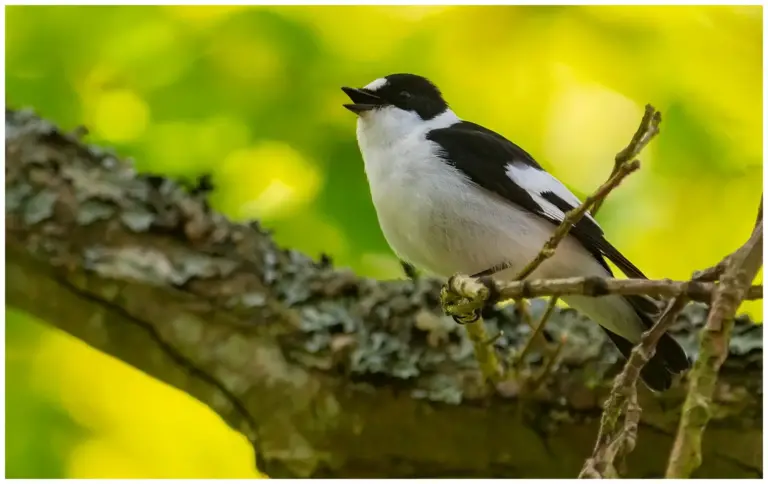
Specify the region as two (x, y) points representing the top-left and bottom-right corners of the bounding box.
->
(5, 5), (763, 478)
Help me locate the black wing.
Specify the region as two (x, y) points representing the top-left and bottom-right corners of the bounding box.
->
(426, 121), (647, 281)
(426, 121), (691, 388)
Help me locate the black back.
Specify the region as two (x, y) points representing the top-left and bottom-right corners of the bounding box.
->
(426, 121), (650, 281)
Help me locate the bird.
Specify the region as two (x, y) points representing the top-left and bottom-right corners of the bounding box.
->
(342, 73), (690, 391)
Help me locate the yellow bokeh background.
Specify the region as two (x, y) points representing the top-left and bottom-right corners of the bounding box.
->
(5, 5), (762, 478)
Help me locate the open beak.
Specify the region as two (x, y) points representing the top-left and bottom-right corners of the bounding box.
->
(342, 87), (383, 115)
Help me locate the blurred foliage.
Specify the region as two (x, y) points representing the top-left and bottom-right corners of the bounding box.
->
(5, 5), (762, 478)
(5, 309), (86, 478)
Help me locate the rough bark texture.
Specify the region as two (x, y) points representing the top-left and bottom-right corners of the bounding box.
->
(5, 108), (763, 478)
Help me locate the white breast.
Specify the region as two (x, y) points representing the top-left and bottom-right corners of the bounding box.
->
(357, 108), (582, 278)
(355, 110), (644, 341)
(363, 145), (592, 281)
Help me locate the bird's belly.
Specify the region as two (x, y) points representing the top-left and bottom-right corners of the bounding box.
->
(365, 150), (642, 342)
(372, 172), (594, 280)
(375, 190), (642, 340)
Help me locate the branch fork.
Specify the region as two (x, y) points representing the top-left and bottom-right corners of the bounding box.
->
(439, 103), (763, 479)
(441, 105), (662, 388)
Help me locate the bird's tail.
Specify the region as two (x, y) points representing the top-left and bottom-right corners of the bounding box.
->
(605, 295), (690, 392)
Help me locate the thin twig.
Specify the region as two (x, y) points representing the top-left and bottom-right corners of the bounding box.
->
(691, 260), (728, 282)
(611, 388), (641, 475)
(475, 106), (660, 280)
(503, 107), (657, 392)
(512, 297), (552, 349)
(443, 275), (762, 317)
(580, 197), (763, 479)
(531, 332), (567, 390)
(514, 159), (641, 281)
(514, 296), (559, 367)
(514, 297), (534, 328)
(515, 298), (550, 361)
(579, 295), (690, 478)
(666, 216), (763, 478)
(592, 105), (661, 215)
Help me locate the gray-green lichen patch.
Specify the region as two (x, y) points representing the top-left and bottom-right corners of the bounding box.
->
(84, 246), (178, 286)
(83, 246), (238, 287)
(673, 302), (762, 357)
(77, 200), (116, 225)
(120, 210), (155, 232)
(62, 165), (127, 202)
(728, 319), (762, 356)
(5, 183), (33, 212)
(6, 108), (57, 143)
(277, 248), (762, 406)
(177, 253), (238, 280)
(261, 238), (614, 404)
(22, 189), (58, 225)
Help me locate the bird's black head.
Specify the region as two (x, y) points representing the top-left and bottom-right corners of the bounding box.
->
(342, 73), (448, 121)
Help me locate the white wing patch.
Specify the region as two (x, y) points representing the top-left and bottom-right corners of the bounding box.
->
(505, 162), (598, 225)
(364, 77), (388, 91)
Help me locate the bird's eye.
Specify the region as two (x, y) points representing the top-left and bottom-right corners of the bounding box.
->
(399, 91), (412, 100)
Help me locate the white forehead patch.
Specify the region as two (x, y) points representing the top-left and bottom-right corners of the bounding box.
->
(364, 77), (388, 91)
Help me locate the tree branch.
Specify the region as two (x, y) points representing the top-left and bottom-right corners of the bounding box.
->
(666, 213), (763, 478)
(580, 281), (697, 478)
(5, 108), (763, 478)
(444, 275), (761, 316)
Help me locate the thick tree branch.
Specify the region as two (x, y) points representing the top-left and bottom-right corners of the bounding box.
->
(5, 109), (763, 478)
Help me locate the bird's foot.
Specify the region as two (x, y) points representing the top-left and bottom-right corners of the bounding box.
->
(440, 274), (500, 324)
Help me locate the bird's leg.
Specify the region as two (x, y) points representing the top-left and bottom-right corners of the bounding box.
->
(441, 272), (567, 389)
(470, 258), (566, 385)
(441, 274), (505, 383)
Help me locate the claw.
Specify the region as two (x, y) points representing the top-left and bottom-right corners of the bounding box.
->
(441, 274), (497, 325)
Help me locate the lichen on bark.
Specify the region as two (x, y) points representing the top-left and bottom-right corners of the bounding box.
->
(5, 108), (763, 477)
